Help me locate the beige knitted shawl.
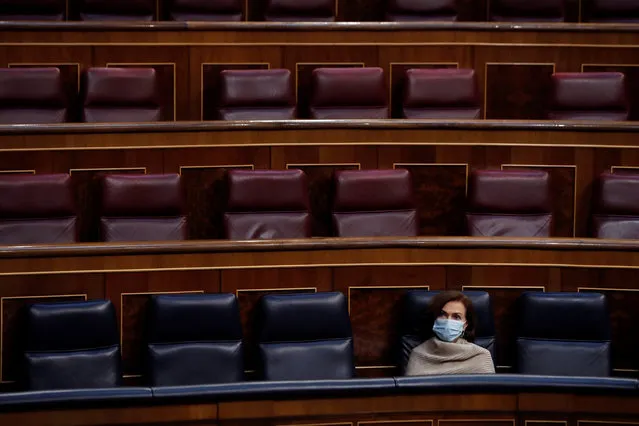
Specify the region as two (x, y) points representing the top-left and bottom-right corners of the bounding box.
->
(405, 337), (496, 376)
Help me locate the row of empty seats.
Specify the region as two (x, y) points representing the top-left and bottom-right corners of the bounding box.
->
(13, 290), (611, 391)
(2, 169), (639, 244)
(0, 67), (631, 123)
(1, 0), (637, 23)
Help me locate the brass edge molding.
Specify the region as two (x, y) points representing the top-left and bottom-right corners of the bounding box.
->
(611, 166), (639, 173)
(438, 420), (515, 425)
(359, 420), (432, 425)
(287, 163), (361, 169)
(0, 170), (36, 174)
(69, 167), (147, 175)
(582, 63), (639, 72)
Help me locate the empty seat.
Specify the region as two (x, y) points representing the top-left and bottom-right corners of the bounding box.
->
(466, 170), (553, 237)
(401, 68), (480, 119)
(386, 0), (458, 21)
(215, 69), (296, 120)
(76, 0), (156, 20)
(332, 169), (418, 237)
(225, 169), (310, 239)
(586, 0), (639, 23)
(146, 293), (244, 386)
(166, 0), (243, 21)
(516, 292), (611, 376)
(489, 0), (565, 21)
(23, 300), (121, 390)
(0, 174), (76, 245)
(256, 292), (355, 380)
(548, 72), (629, 121)
(0, 0), (65, 20)
(309, 68), (389, 119)
(592, 172), (639, 239)
(100, 174), (186, 242)
(82, 68), (162, 123)
(399, 290), (496, 373)
(0, 68), (68, 124)
(263, 0), (335, 21)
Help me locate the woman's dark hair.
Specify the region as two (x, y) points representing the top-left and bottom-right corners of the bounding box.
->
(429, 291), (477, 342)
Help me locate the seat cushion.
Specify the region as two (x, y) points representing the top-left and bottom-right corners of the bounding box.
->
(592, 172), (639, 239)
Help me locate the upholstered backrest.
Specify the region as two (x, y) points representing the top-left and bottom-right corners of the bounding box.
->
(0, 68), (68, 124)
(548, 72), (629, 121)
(263, 0), (335, 21)
(0, 0), (65, 20)
(225, 169), (310, 240)
(587, 0), (639, 22)
(82, 68), (162, 123)
(516, 292), (611, 376)
(466, 169), (553, 237)
(23, 300), (121, 390)
(592, 172), (639, 239)
(399, 290), (496, 372)
(309, 68), (389, 119)
(0, 174), (76, 244)
(216, 69), (296, 120)
(77, 0), (156, 20)
(167, 0), (243, 21)
(402, 68), (480, 119)
(333, 169), (418, 237)
(386, 0), (458, 21)
(490, 0), (565, 21)
(100, 174), (186, 242)
(257, 292), (355, 380)
(146, 293), (244, 386)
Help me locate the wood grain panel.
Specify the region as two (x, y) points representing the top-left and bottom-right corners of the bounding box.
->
(0, 151), (53, 174)
(582, 65), (639, 121)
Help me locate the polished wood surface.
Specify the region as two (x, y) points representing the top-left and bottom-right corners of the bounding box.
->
(0, 237), (639, 380)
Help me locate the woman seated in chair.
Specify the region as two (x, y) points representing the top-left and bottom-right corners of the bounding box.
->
(406, 291), (495, 375)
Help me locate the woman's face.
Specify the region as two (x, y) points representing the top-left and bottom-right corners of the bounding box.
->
(438, 300), (467, 329)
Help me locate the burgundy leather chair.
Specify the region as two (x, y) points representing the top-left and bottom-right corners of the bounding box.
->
(166, 0), (243, 21)
(489, 0), (565, 22)
(401, 68), (480, 119)
(332, 169), (419, 237)
(76, 0), (156, 20)
(592, 172), (639, 239)
(82, 68), (162, 123)
(586, 0), (639, 23)
(386, 0), (458, 21)
(0, 68), (68, 124)
(0, 174), (76, 244)
(215, 69), (296, 120)
(309, 68), (389, 119)
(466, 170), (553, 237)
(0, 0), (65, 20)
(548, 72), (629, 121)
(100, 174), (186, 242)
(263, 0), (335, 21)
(224, 170), (310, 240)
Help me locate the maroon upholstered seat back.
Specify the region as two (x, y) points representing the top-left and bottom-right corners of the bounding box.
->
(224, 170), (310, 240)
(0, 0), (65, 20)
(490, 0), (565, 21)
(263, 0), (335, 21)
(332, 169), (418, 237)
(216, 69), (296, 120)
(309, 68), (388, 119)
(466, 170), (553, 237)
(100, 174), (186, 242)
(386, 0), (458, 21)
(82, 68), (162, 123)
(77, 0), (156, 20)
(587, 0), (639, 22)
(0, 68), (68, 124)
(402, 68), (480, 119)
(167, 0), (243, 21)
(548, 72), (629, 121)
(0, 174), (76, 244)
(592, 172), (639, 239)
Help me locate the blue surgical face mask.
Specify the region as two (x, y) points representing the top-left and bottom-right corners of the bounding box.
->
(432, 318), (465, 342)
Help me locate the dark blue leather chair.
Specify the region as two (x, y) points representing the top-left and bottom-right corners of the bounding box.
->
(398, 290), (496, 373)
(23, 300), (122, 390)
(256, 292), (355, 381)
(146, 293), (244, 387)
(516, 292), (611, 376)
